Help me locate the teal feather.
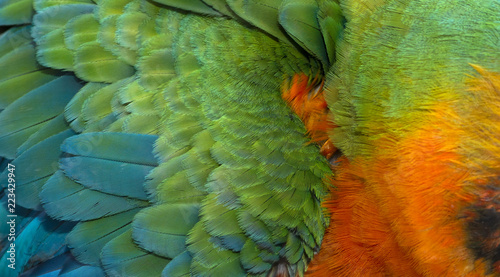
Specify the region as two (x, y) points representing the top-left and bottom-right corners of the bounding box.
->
(60, 157), (153, 200)
(40, 171), (147, 221)
(61, 132), (158, 166)
(160, 251), (191, 277)
(20, 251), (105, 277)
(0, 68), (60, 111)
(17, 252), (70, 277)
(0, 26), (32, 57)
(0, 75), (81, 159)
(17, 115), (70, 155)
(236, 211), (273, 245)
(211, 234), (247, 252)
(0, 214), (75, 277)
(58, 256), (105, 277)
(0, 194), (33, 247)
(66, 208), (141, 265)
(23, 252), (106, 277)
(4, 130), (74, 210)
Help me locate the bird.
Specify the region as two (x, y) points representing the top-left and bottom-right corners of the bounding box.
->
(0, 0), (498, 276)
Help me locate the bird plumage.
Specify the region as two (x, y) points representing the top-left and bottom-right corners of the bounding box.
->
(0, 0), (499, 276)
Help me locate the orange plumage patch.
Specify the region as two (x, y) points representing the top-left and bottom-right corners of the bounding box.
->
(307, 66), (500, 276)
(282, 73), (336, 159)
(306, 157), (420, 277)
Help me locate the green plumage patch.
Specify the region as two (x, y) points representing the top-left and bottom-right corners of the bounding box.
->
(0, 0), (343, 275)
(0, 0), (34, 25)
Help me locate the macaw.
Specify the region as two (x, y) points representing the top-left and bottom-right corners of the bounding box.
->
(0, 0), (498, 277)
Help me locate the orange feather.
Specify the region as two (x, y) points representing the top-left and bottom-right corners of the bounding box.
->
(282, 73), (336, 159)
(307, 67), (500, 276)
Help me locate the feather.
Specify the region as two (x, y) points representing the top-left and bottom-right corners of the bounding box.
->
(132, 203), (200, 258)
(0, 0), (32, 25)
(2, 130), (74, 210)
(101, 230), (170, 277)
(40, 171), (147, 221)
(0, 75), (81, 159)
(150, 0), (220, 16)
(66, 208), (141, 265)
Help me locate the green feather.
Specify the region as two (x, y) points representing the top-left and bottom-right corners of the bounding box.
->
(79, 77), (133, 128)
(101, 230), (170, 277)
(132, 203), (200, 258)
(34, 0), (94, 11)
(187, 222), (246, 276)
(97, 14), (137, 65)
(226, 0), (289, 42)
(74, 41), (135, 82)
(284, 233), (303, 264)
(240, 239), (272, 274)
(116, 5), (149, 51)
(36, 28), (75, 70)
(122, 114), (160, 134)
(145, 161), (206, 204)
(0, 44), (47, 88)
(201, 0), (234, 16)
(0, 0), (34, 25)
(32, 4), (96, 44)
(137, 46), (177, 91)
(200, 194), (243, 236)
(317, 0), (343, 66)
(96, 0), (132, 20)
(63, 13), (100, 51)
(150, 0), (220, 15)
(0, 0), (338, 275)
(64, 82), (107, 133)
(0, 35), (60, 109)
(279, 0), (329, 66)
